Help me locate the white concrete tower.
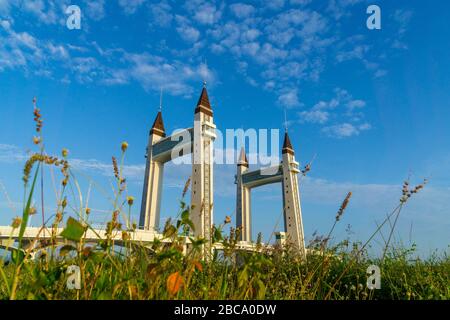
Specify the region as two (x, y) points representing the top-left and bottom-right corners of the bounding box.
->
(281, 132), (306, 259)
(191, 86), (216, 250)
(236, 148), (251, 242)
(139, 111), (166, 231)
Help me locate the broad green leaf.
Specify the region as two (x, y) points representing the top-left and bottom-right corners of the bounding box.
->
(256, 279), (266, 299)
(60, 217), (86, 242)
(11, 249), (25, 264)
(181, 209), (189, 222)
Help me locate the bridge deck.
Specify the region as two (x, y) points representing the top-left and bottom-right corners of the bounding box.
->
(242, 165), (283, 188)
(152, 128), (194, 163)
(0, 226), (267, 252)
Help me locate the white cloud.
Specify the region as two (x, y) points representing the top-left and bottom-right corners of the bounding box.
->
(336, 45), (370, 63)
(326, 0), (364, 20)
(322, 122), (370, 138)
(299, 110), (329, 124)
(374, 69), (388, 78)
(229, 3), (255, 19)
(124, 53), (215, 96)
(347, 99), (365, 111)
(184, 0), (223, 25)
(84, 0), (105, 21)
(21, 0), (62, 25)
(149, 1), (173, 27)
(118, 0), (145, 15)
(298, 87), (369, 136)
(0, 144), (27, 163)
(0, 0), (16, 15)
(175, 15), (201, 43)
(393, 9), (413, 35)
(277, 88), (301, 109)
(46, 42), (69, 60)
(264, 0), (285, 10)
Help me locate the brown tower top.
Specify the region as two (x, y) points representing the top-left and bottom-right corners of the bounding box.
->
(150, 111), (166, 137)
(237, 147), (249, 168)
(282, 132), (295, 155)
(195, 87), (213, 117)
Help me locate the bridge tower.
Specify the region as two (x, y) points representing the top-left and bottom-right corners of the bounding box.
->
(139, 111), (166, 231)
(234, 131), (306, 259)
(191, 85), (216, 255)
(236, 148), (251, 241)
(139, 85), (216, 252)
(281, 132), (306, 258)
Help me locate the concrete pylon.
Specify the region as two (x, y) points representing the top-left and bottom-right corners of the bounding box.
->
(139, 111), (165, 231)
(191, 86), (216, 257)
(236, 147), (251, 242)
(281, 132), (306, 259)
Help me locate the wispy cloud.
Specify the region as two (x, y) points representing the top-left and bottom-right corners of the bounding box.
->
(149, 1), (173, 27)
(298, 87), (370, 138)
(277, 88), (301, 109)
(0, 144), (27, 163)
(322, 122), (371, 138)
(118, 0), (145, 15)
(229, 3), (255, 19)
(83, 0), (105, 21)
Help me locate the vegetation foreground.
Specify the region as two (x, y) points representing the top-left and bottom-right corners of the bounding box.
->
(0, 100), (448, 300)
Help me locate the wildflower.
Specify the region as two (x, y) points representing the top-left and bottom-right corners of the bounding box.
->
(61, 197), (67, 208)
(62, 148), (69, 158)
(85, 207), (91, 215)
(33, 102), (43, 133)
(336, 192), (352, 221)
(82, 246), (92, 258)
(127, 196), (134, 206)
(193, 261), (203, 272)
(121, 141), (128, 152)
(167, 272), (184, 296)
(122, 231), (130, 241)
(23, 154), (43, 184)
(11, 217), (22, 229)
(182, 177), (191, 198)
(55, 211), (63, 223)
(112, 156), (119, 179)
(29, 206), (37, 215)
(224, 215), (231, 224)
(120, 178), (127, 191)
(33, 136), (40, 145)
(301, 164), (311, 176)
(400, 178), (428, 203)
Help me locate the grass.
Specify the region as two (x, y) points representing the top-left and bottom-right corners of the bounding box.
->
(0, 100), (448, 300)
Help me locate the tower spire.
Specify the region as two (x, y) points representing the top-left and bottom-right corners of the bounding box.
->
(150, 110), (166, 137)
(282, 131), (294, 155)
(195, 84), (213, 116)
(238, 147), (249, 167)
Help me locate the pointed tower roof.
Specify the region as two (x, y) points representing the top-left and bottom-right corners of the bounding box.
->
(237, 147), (249, 167)
(195, 86), (213, 117)
(150, 111), (166, 137)
(282, 132), (295, 155)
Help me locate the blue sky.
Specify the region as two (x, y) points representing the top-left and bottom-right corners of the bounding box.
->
(0, 0), (449, 256)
